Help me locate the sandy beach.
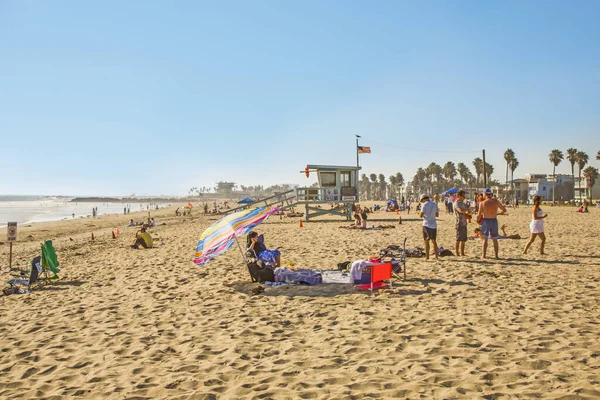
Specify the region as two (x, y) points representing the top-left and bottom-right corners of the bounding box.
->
(1, 204), (599, 399)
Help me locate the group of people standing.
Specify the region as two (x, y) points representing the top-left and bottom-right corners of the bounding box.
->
(419, 188), (548, 260)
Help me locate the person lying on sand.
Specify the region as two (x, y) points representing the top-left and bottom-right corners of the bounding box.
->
(339, 224), (396, 230)
(473, 225), (521, 240)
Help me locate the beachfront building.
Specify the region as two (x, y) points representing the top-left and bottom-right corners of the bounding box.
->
(574, 177), (600, 201)
(511, 179), (530, 202)
(527, 174), (574, 202)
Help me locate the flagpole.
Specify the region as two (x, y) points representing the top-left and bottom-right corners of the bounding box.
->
(356, 135), (360, 169)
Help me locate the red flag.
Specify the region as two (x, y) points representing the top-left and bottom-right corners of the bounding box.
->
(358, 146), (371, 154)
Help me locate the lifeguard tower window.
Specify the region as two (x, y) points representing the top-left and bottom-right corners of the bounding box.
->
(321, 172), (336, 187)
(340, 171), (351, 187)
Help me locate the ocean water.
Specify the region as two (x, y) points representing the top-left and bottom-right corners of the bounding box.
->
(0, 196), (169, 229)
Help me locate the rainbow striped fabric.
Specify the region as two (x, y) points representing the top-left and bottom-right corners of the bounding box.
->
(194, 206), (279, 265)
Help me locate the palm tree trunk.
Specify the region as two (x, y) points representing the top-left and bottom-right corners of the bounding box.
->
(579, 170), (582, 203)
(572, 166), (575, 201)
(552, 165), (556, 203)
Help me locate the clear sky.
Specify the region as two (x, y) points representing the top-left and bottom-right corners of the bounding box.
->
(1, 0), (599, 196)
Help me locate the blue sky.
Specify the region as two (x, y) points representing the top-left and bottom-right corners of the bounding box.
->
(1, 0), (599, 196)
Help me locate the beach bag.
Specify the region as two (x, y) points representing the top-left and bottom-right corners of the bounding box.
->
(247, 259), (274, 283)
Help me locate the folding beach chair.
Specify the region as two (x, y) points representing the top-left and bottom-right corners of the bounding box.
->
(41, 240), (60, 280)
(6, 256), (42, 292)
(356, 262), (393, 295)
(379, 237), (407, 280)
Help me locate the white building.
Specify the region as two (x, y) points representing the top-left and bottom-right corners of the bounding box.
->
(574, 177), (600, 202)
(527, 174), (574, 202)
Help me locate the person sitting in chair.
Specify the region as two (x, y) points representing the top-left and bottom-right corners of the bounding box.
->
(131, 227), (153, 249)
(247, 231), (281, 267)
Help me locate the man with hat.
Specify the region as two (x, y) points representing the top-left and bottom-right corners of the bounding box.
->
(419, 194), (439, 260)
(478, 188), (507, 259)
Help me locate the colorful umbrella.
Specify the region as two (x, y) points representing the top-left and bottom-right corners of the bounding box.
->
(193, 206), (279, 266)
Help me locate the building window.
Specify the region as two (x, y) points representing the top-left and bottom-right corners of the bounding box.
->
(320, 172), (336, 187)
(340, 171), (351, 187)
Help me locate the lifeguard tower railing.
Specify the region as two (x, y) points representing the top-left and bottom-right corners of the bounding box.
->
(295, 187), (355, 220)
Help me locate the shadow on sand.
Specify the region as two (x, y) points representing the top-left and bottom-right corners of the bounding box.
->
(449, 257), (581, 266)
(225, 275), (474, 298)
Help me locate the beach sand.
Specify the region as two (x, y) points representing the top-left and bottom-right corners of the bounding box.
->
(1, 204), (599, 399)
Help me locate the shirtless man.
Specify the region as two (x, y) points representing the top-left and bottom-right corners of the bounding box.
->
(478, 188), (507, 259)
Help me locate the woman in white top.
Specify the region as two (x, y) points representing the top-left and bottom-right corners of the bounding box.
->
(523, 195), (548, 255)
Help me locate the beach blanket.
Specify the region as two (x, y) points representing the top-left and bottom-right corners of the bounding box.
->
(321, 270), (353, 284)
(274, 268), (322, 285)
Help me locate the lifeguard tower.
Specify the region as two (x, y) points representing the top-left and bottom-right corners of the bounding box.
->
(219, 164), (362, 220)
(295, 165), (361, 220)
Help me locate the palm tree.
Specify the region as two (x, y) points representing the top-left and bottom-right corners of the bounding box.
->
(549, 149), (564, 203)
(566, 148), (578, 200)
(443, 161), (457, 184)
(395, 172), (404, 199)
(510, 158), (519, 201)
(378, 174), (386, 200)
(413, 168), (427, 197)
(583, 166), (599, 202)
(389, 175), (397, 199)
(428, 163), (443, 194)
(597, 150), (600, 161)
(457, 162), (469, 185)
(466, 171), (476, 188)
(369, 174), (378, 200)
(576, 151), (589, 203)
(472, 158), (483, 187)
(504, 149), (515, 187)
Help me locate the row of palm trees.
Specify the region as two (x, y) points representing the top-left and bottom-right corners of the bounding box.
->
(358, 173), (405, 201)
(409, 159), (501, 199)
(361, 147), (599, 203)
(358, 157), (503, 201)
(548, 148), (600, 202)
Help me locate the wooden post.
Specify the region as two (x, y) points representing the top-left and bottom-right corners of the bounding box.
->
(482, 149), (487, 189)
(9, 242), (13, 269)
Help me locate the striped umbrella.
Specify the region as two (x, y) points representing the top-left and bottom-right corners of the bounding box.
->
(194, 206), (279, 266)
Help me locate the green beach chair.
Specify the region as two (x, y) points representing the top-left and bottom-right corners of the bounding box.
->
(41, 240), (60, 279)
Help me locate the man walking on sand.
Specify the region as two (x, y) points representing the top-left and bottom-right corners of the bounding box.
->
(453, 190), (470, 256)
(419, 194), (439, 260)
(478, 188), (507, 259)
